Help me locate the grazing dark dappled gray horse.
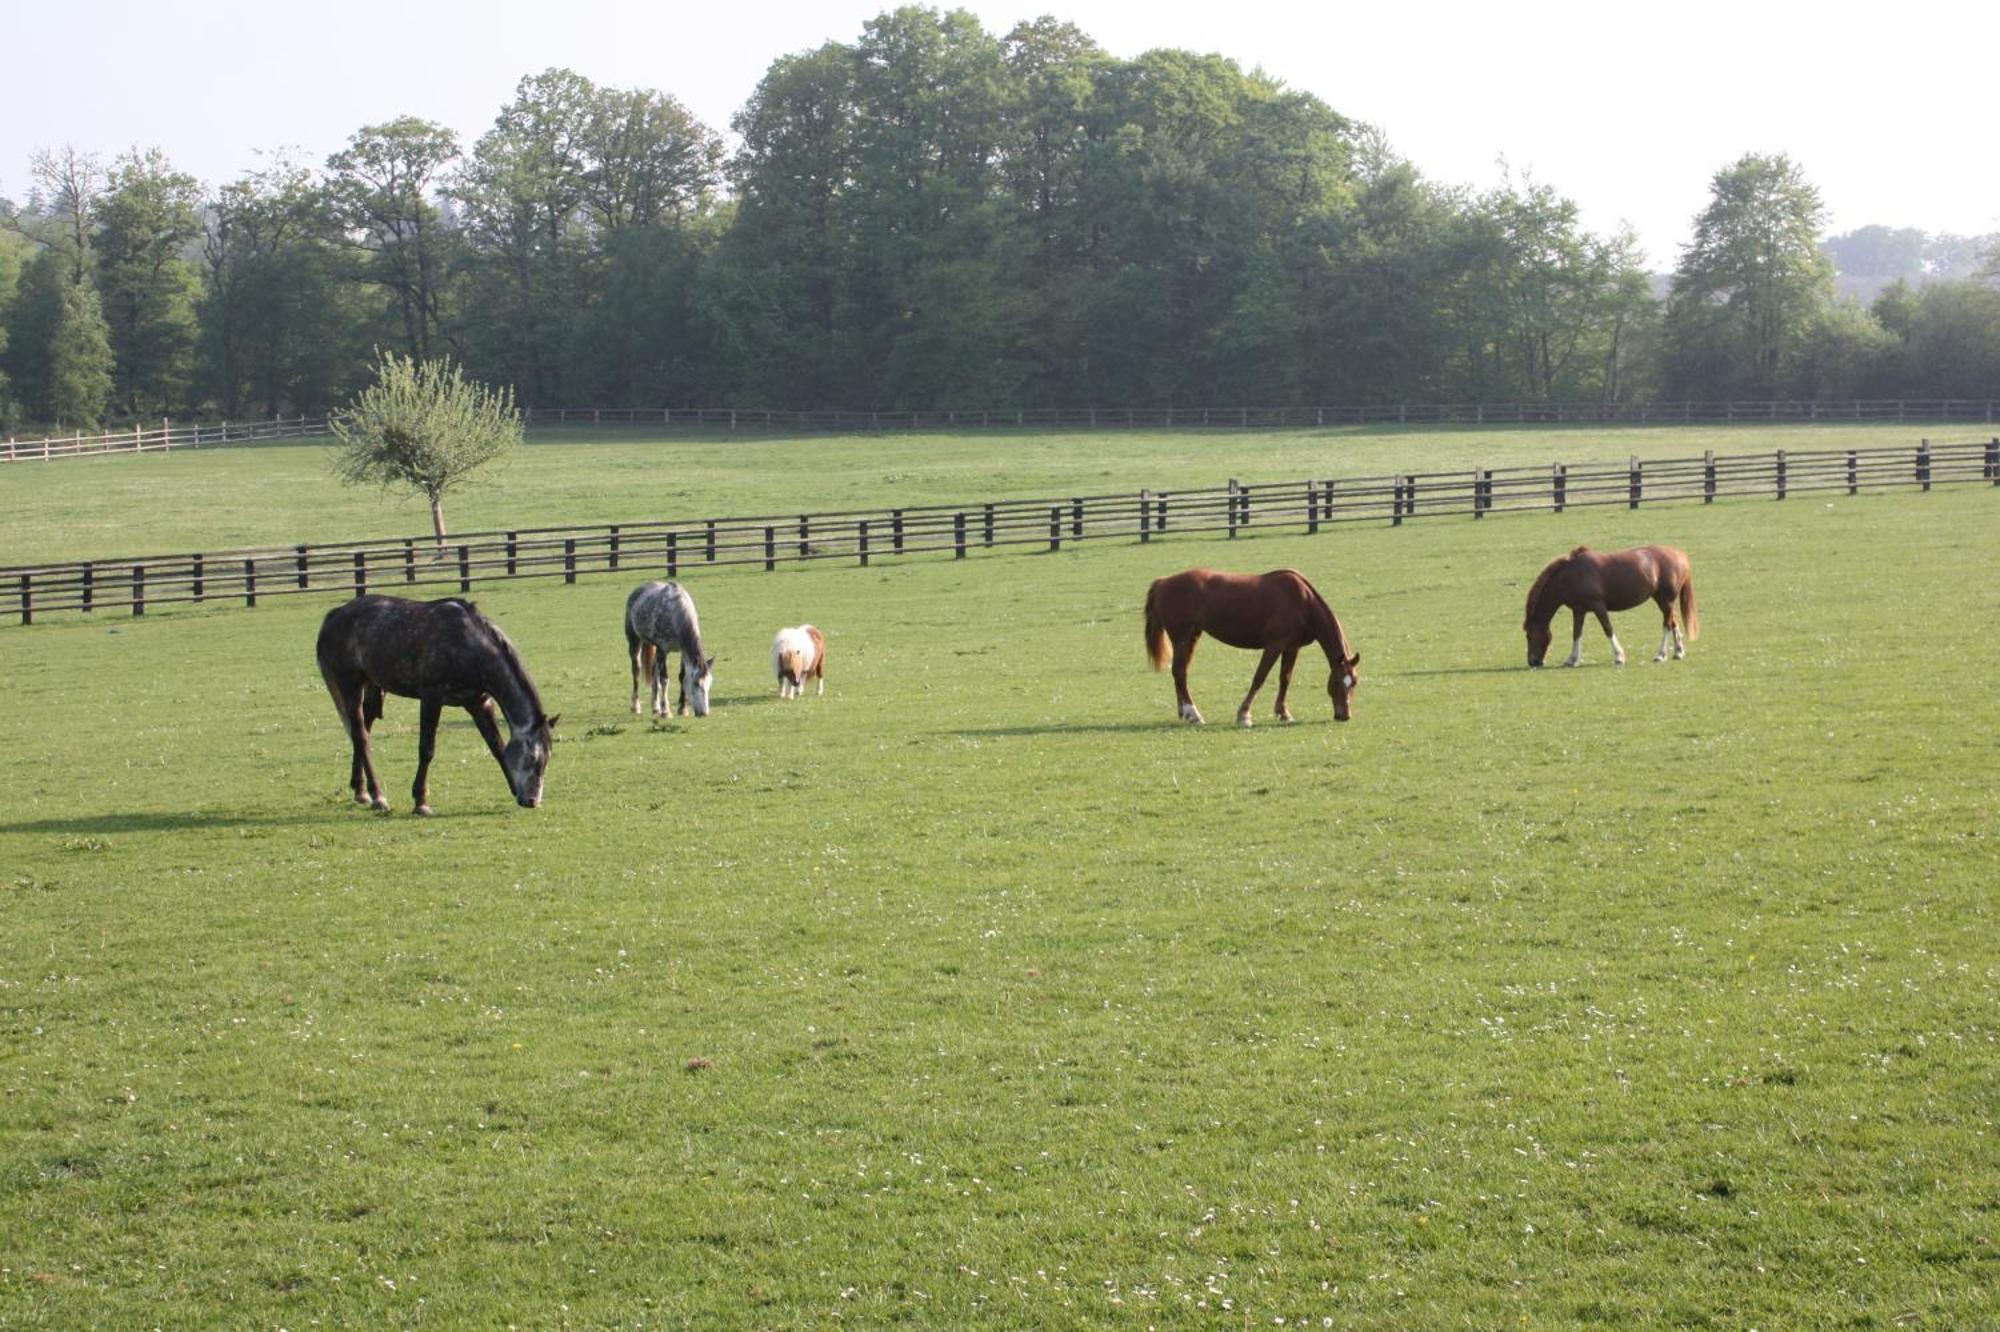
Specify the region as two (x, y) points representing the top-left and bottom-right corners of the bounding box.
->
(317, 595), (557, 815)
(625, 580), (715, 717)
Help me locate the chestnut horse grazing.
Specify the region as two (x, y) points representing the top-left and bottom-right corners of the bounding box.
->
(1523, 545), (1698, 668)
(317, 595), (557, 815)
(772, 625), (826, 698)
(1144, 569), (1360, 725)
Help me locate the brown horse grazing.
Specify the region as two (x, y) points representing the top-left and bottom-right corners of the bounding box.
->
(1523, 545), (1698, 668)
(1144, 569), (1360, 725)
(318, 595), (558, 815)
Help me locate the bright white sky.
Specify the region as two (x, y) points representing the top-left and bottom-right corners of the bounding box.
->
(4, 0), (1994, 271)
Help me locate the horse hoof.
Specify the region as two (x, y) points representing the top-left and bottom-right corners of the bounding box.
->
(414, 805), (434, 818)
(371, 797), (391, 814)
(352, 791), (371, 805)
(1237, 714), (1253, 728)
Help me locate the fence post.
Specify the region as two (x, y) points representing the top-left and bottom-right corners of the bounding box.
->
(1554, 465), (1567, 513)
(1158, 492), (1170, 532)
(610, 525), (621, 571)
(244, 559), (256, 608)
(17, 574), (28, 625)
(1049, 506), (1061, 551)
(858, 520), (870, 567)
(1776, 450), (1787, 500)
(1071, 497), (1083, 539)
(1228, 479), (1240, 537)
(667, 532), (678, 577)
(1847, 450), (1858, 494)
(458, 545), (470, 593)
(564, 538), (577, 584)
(764, 526), (776, 572)
(132, 564), (145, 616)
(403, 539), (416, 583)
(893, 509), (905, 554)
(1307, 481), (1319, 534)
(1404, 475), (1417, 520)
(1392, 477), (1404, 526)
(354, 551), (367, 597)
(506, 532), (518, 576)
(1703, 451), (1716, 504)
(798, 515), (810, 558)
(1918, 439), (1931, 491)
(1629, 456), (1642, 509)
(954, 513), (966, 559)
(705, 520), (717, 563)
(1142, 488), (1154, 541)
(296, 544), (309, 589)
(1987, 437), (1999, 485)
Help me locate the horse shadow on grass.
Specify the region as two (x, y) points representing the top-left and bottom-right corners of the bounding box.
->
(941, 719), (1300, 739)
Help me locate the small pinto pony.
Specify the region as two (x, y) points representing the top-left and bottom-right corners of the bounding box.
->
(316, 595), (557, 815)
(1523, 544), (1698, 668)
(772, 625), (826, 698)
(1144, 568), (1360, 726)
(625, 580), (715, 716)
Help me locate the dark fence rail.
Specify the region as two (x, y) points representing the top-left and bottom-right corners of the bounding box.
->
(6, 439), (1996, 626)
(8, 400), (2000, 463)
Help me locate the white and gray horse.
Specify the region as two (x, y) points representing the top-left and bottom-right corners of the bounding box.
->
(625, 581), (715, 717)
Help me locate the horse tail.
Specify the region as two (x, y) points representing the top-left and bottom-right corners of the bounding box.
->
(1144, 580), (1169, 671)
(1680, 573), (1700, 641)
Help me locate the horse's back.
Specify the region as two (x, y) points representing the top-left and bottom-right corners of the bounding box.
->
(627, 580), (698, 647)
(318, 595), (498, 695)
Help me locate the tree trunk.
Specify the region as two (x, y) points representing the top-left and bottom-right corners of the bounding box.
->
(430, 495), (448, 554)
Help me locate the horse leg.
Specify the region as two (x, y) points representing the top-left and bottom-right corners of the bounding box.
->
(1172, 635), (1204, 724)
(412, 695), (444, 816)
(630, 640), (646, 715)
(1595, 607), (1625, 666)
(1563, 607), (1586, 667)
(336, 683), (388, 812)
(1654, 591), (1676, 662)
(651, 647), (669, 717)
(1237, 648), (1281, 727)
(1273, 647), (1299, 723)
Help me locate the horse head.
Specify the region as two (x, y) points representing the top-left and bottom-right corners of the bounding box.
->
(683, 655), (716, 717)
(502, 713), (558, 807)
(1327, 652), (1361, 722)
(1525, 616), (1554, 668)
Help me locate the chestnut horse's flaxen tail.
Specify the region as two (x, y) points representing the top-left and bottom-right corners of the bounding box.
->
(1679, 574), (1700, 641)
(1144, 580), (1170, 671)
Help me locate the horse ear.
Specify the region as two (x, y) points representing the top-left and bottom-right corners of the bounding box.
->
(706, 654), (718, 670)
(545, 713), (561, 730)
(1347, 652), (1361, 668)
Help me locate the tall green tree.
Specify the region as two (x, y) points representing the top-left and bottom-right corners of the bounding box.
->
(95, 148), (204, 414)
(201, 159), (358, 416)
(327, 119), (460, 359)
(1665, 153), (1834, 397)
(48, 270), (114, 427)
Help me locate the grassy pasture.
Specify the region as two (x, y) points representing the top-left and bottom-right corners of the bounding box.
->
(1, 438), (1997, 1328)
(0, 419), (1974, 564)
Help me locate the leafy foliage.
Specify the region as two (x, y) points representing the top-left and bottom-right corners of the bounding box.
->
(329, 350), (521, 541)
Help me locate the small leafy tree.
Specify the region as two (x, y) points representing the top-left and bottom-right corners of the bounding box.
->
(330, 350), (520, 546)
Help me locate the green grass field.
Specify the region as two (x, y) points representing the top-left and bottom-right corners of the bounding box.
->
(2, 429), (1996, 1327)
(1, 420), (1978, 564)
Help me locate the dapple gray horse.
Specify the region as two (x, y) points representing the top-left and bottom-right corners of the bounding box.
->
(625, 580), (715, 717)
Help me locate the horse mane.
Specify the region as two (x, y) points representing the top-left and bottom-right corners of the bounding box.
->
(1297, 574), (1353, 659)
(1523, 548), (1589, 624)
(479, 613), (546, 720)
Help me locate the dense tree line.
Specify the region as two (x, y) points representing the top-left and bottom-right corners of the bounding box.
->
(2, 6), (1997, 431)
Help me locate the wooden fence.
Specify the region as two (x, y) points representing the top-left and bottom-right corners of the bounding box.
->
(7, 400), (2000, 463)
(525, 399), (2000, 431)
(5, 438), (1996, 626)
(0, 416), (328, 461)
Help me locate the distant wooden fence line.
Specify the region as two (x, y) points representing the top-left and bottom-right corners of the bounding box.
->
(1, 416), (327, 462)
(7, 439), (1995, 627)
(524, 399), (2000, 432)
(8, 400), (2000, 463)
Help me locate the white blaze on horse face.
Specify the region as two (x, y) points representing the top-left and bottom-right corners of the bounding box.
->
(684, 659), (713, 716)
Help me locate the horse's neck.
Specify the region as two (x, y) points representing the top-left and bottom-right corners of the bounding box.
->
(1311, 598), (1350, 665)
(482, 645), (543, 730)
